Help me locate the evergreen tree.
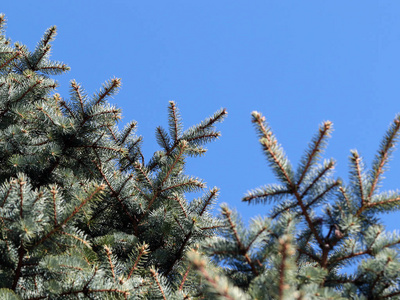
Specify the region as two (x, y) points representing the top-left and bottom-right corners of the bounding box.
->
(191, 111), (400, 299)
(0, 15), (226, 299)
(3, 13), (400, 300)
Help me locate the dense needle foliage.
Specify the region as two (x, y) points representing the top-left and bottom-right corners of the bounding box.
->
(2, 14), (400, 300)
(191, 112), (400, 299)
(0, 15), (226, 299)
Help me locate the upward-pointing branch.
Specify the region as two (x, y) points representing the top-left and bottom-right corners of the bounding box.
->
(297, 121), (333, 186)
(369, 116), (400, 198)
(251, 111), (294, 187)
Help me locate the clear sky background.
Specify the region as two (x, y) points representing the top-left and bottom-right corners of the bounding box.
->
(2, 1), (400, 230)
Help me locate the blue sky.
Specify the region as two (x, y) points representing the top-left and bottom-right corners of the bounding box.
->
(2, 1), (400, 229)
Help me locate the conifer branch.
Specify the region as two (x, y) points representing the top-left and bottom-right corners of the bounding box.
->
(150, 269), (168, 300)
(0, 51), (21, 70)
(15, 44), (34, 70)
(156, 126), (171, 151)
(382, 290), (400, 299)
(59, 264), (84, 271)
(198, 108), (227, 130)
(50, 186), (58, 226)
(31, 45), (51, 70)
(120, 152), (141, 173)
(172, 195), (188, 218)
(370, 269), (385, 296)
(127, 244), (149, 280)
(33, 184), (105, 248)
(331, 231), (381, 266)
(351, 151), (367, 211)
(9, 76), (22, 84)
(104, 245), (116, 281)
(160, 179), (204, 193)
(59, 231), (90, 248)
(143, 193), (161, 217)
(38, 64), (69, 72)
(165, 190), (216, 277)
(132, 184), (151, 201)
(262, 135), (294, 184)
(297, 247), (320, 262)
(0, 179), (16, 208)
(366, 195), (400, 209)
(165, 232), (192, 276)
(222, 207), (259, 276)
(330, 250), (369, 268)
(40, 26), (57, 48)
(304, 180), (341, 210)
(71, 80), (85, 114)
(81, 267), (98, 295)
(149, 105), (224, 171)
(251, 111), (294, 187)
(169, 101), (181, 143)
(179, 265), (191, 290)
(199, 187), (219, 216)
(160, 141), (186, 187)
(36, 105), (57, 126)
(174, 216), (185, 232)
(107, 125), (118, 143)
(15, 79), (42, 103)
(278, 238), (289, 300)
(200, 225), (222, 231)
(243, 184), (290, 204)
(293, 189), (325, 250)
(189, 251), (250, 300)
(339, 186), (352, 209)
(93, 161), (139, 232)
(27, 288), (130, 299)
(76, 144), (124, 153)
(86, 108), (121, 124)
(11, 242), (25, 290)
(297, 121), (333, 186)
(270, 201), (298, 219)
(245, 226), (268, 253)
(116, 174), (135, 196)
(185, 132), (221, 143)
(93, 78), (121, 106)
(300, 159), (336, 197)
(223, 208), (243, 250)
(11, 60), (24, 72)
(133, 162), (154, 189)
(18, 178), (25, 218)
(59, 99), (76, 119)
(120, 121), (138, 145)
(369, 116), (400, 198)
(196, 268), (236, 300)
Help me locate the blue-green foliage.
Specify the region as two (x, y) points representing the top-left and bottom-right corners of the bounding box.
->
(191, 111), (400, 299)
(0, 15), (226, 299)
(3, 13), (400, 300)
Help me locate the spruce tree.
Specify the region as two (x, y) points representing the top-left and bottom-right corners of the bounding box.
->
(3, 14), (400, 300)
(0, 15), (227, 299)
(190, 111), (400, 299)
